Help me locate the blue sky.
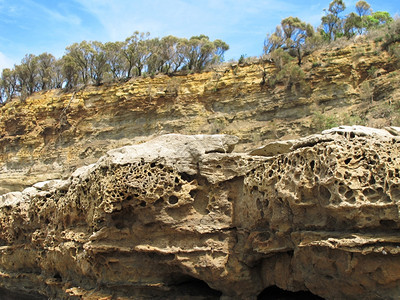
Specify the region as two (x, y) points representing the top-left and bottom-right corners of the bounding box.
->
(0, 0), (398, 71)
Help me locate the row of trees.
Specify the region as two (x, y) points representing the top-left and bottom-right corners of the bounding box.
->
(0, 33), (229, 103)
(264, 0), (393, 65)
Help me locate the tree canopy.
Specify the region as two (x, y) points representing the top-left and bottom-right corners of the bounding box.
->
(0, 32), (229, 103)
(264, 0), (393, 65)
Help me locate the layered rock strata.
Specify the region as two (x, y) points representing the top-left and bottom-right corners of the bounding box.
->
(1, 42), (399, 195)
(1, 126), (400, 299)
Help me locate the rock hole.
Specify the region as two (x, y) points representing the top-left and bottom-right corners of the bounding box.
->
(168, 195), (178, 204)
(154, 198), (164, 206)
(380, 219), (397, 229)
(169, 276), (222, 298)
(216, 165), (222, 169)
(189, 189), (198, 198)
(139, 201), (147, 207)
(180, 172), (196, 182)
(310, 160), (315, 171)
(344, 190), (354, 199)
(257, 285), (324, 299)
(126, 195), (133, 201)
(53, 273), (62, 282)
(369, 175), (376, 185)
(344, 158), (351, 165)
(363, 188), (375, 197)
(319, 186), (331, 204)
(256, 198), (263, 210)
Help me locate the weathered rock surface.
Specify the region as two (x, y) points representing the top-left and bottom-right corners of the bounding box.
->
(1, 127), (400, 299)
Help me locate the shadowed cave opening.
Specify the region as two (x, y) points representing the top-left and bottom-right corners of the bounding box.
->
(0, 287), (47, 300)
(169, 276), (222, 299)
(257, 286), (324, 300)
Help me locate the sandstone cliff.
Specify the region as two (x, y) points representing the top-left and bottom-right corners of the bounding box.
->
(1, 126), (400, 299)
(1, 41), (400, 195)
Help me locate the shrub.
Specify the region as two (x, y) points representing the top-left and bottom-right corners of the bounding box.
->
(311, 112), (339, 131)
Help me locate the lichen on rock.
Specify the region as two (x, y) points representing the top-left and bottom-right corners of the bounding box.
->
(1, 128), (400, 299)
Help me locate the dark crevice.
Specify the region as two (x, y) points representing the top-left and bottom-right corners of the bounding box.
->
(0, 288), (47, 300)
(179, 172), (196, 182)
(258, 285), (324, 300)
(169, 276), (222, 298)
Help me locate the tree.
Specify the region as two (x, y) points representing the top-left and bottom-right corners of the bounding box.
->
(365, 11), (393, 29)
(321, 0), (346, 41)
(154, 35), (179, 74)
(104, 41), (126, 79)
(265, 17), (314, 65)
(355, 1), (371, 17)
(65, 41), (93, 84)
(16, 54), (39, 97)
(343, 12), (362, 38)
(89, 41), (108, 85)
(281, 17), (314, 64)
(182, 35), (229, 71)
(52, 59), (65, 89)
(37, 52), (56, 90)
(354, 1), (371, 34)
(122, 31), (151, 77)
(0, 68), (18, 101)
(61, 55), (79, 89)
(329, 0), (346, 17)
(264, 27), (285, 54)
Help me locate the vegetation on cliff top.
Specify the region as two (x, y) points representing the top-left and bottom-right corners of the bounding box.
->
(0, 34), (229, 102)
(0, 0), (398, 105)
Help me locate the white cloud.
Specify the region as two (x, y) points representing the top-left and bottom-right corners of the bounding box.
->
(0, 52), (15, 71)
(24, 0), (82, 26)
(75, 0), (301, 40)
(74, 0), (312, 60)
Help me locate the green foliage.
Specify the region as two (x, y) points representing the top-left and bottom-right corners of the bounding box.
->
(0, 31), (229, 102)
(367, 66), (378, 78)
(356, 1), (371, 17)
(312, 61), (322, 68)
(0, 68), (18, 101)
(264, 16), (314, 65)
(341, 113), (366, 126)
(380, 16), (399, 51)
(269, 48), (294, 70)
(238, 54), (246, 64)
(321, 0), (346, 41)
(267, 48), (306, 92)
(311, 112), (339, 131)
(388, 44), (400, 68)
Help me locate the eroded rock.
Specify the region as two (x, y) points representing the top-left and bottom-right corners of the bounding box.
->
(0, 130), (400, 299)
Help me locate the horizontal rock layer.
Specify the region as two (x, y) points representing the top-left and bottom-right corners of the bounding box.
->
(1, 127), (400, 299)
(1, 42), (400, 195)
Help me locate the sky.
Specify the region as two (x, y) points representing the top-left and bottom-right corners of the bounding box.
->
(0, 0), (399, 72)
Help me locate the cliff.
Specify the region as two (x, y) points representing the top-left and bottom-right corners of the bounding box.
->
(1, 127), (400, 299)
(1, 41), (400, 195)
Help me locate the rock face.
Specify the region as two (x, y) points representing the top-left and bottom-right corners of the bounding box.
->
(1, 127), (400, 299)
(1, 41), (400, 195)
